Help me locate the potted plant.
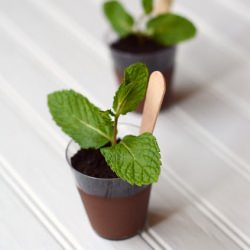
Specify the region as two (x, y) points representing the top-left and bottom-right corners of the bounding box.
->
(103, 0), (197, 111)
(47, 63), (162, 240)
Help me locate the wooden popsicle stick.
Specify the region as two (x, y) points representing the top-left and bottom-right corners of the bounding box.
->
(140, 71), (166, 134)
(155, 0), (174, 14)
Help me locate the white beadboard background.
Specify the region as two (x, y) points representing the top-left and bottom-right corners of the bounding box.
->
(0, 0), (249, 249)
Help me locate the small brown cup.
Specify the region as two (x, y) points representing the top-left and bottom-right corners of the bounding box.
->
(66, 124), (151, 240)
(109, 43), (176, 112)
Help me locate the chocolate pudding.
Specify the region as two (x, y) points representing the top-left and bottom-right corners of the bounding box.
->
(78, 186), (151, 239)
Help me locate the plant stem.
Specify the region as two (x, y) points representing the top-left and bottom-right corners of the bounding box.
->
(134, 13), (146, 33)
(112, 115), (119, 145)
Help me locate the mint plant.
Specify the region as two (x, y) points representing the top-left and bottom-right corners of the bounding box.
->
(48, 63), (161, 186)
(103, 0), (196, 46)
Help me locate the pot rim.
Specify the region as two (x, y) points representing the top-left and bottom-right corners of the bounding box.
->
(104, 29), (176, 57)
(65, 122), (140, 182)
(109, 40), (176, 57)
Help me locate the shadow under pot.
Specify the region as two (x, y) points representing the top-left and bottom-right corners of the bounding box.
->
(109, 35), (176, 112)
(66, 124), (151, 240)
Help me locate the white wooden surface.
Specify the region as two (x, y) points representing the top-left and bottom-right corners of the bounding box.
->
(0, 0), (249, 249)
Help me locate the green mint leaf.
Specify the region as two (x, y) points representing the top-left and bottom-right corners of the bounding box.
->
(147, 13), (197, 46)
(113, 63), (149, 115)
(103, 1), (134, 37)
(101, 133), (161, 186)
(142, 0), (153, 14)
(48, 90), (113, 149)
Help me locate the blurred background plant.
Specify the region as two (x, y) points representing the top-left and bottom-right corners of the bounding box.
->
(103, 0), (196, 46)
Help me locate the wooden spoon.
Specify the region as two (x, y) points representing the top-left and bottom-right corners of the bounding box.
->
(140, 71), (166, 134)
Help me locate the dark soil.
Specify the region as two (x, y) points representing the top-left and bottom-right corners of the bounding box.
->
(71, 147), (118, 179)
(111, 34), (167, 54)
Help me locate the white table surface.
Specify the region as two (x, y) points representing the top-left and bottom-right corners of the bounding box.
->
(0, 0), (249, 249)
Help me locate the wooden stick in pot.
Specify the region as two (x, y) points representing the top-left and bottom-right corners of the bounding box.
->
(140, 71), (166, 134)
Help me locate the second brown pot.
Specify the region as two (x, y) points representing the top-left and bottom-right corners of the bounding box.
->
(109, 40), (176, 112)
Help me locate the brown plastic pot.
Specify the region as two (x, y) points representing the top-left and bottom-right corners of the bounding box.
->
(109, 39), (176, 112)
(66, 124), (151, 240)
